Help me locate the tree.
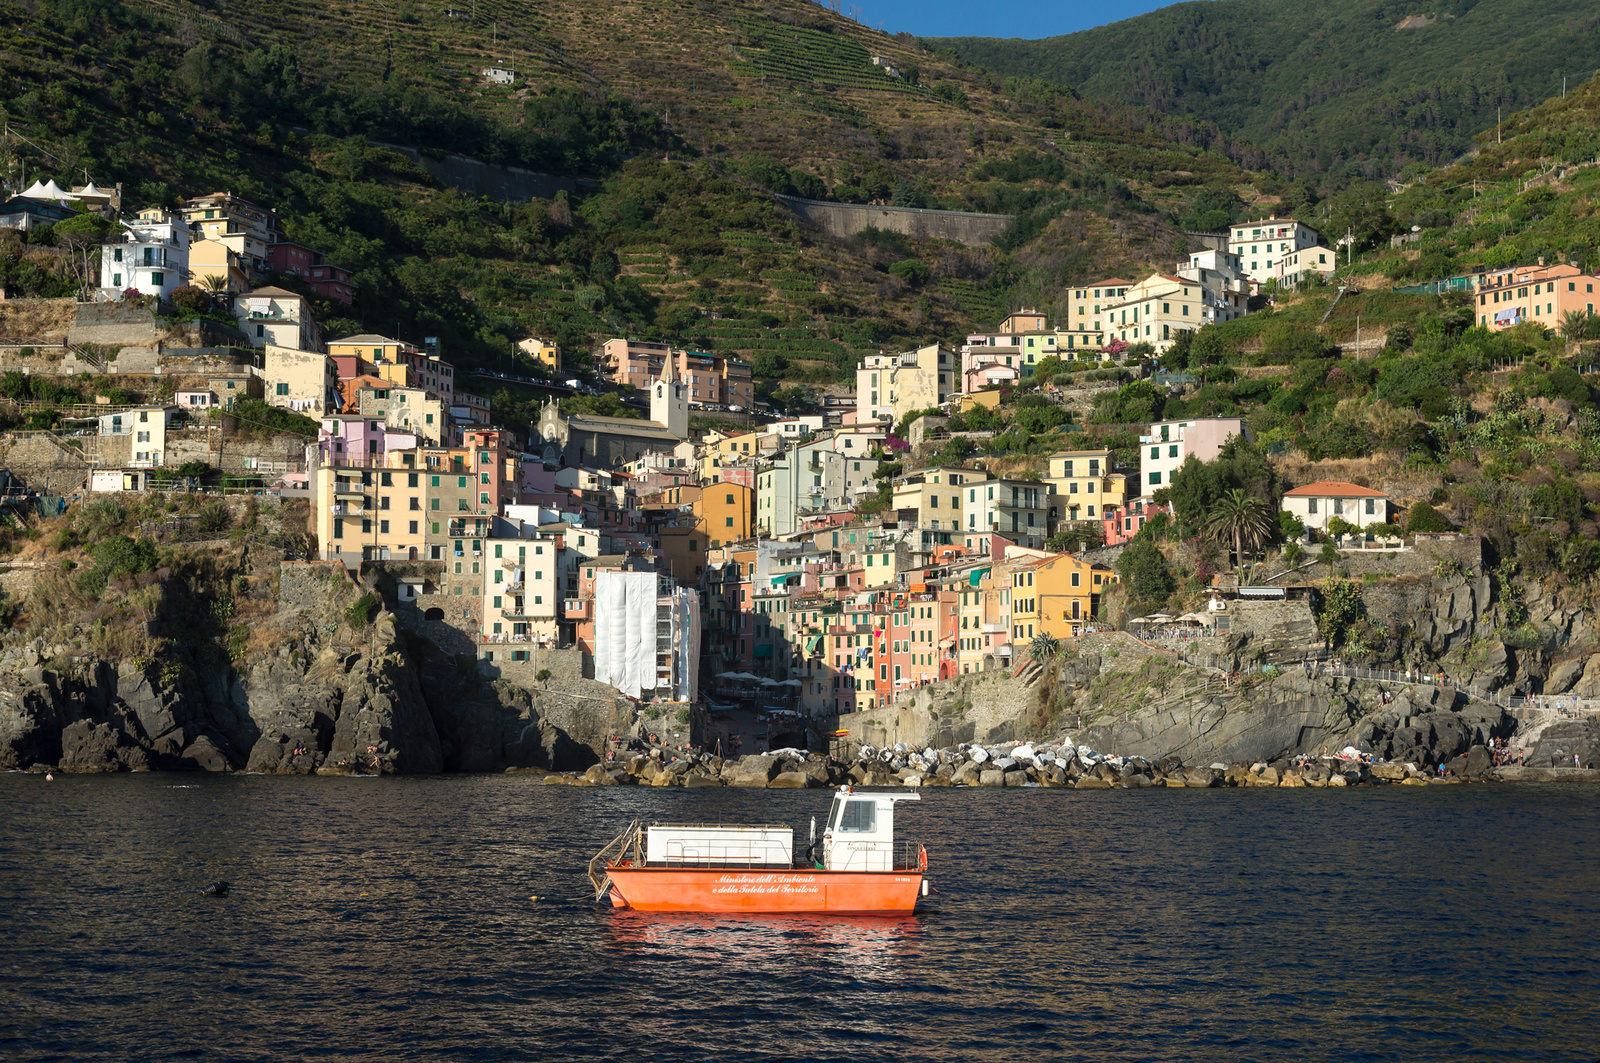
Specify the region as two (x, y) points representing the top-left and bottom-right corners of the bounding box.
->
(51, 212), (113, 297)
(1315, 578), (1365, 649)
(1558, 310), (1597, 341)
(1203, 488), (1275, 566)
(198, 273), (231, 303)
(1117, 537), (1175, 607)
(1167, 454), (1222, 530)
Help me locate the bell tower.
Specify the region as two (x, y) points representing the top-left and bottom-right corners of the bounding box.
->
(651, 352), (689, 440)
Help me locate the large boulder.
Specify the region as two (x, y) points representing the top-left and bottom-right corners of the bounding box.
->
(1002, 770), (1030, 787)
(978, 768), (1006, 788)
(176, 735), (234, 772)
(59, 720), (143, 773)
(726, 755), (782, 788)
(769, 771), (812, 789)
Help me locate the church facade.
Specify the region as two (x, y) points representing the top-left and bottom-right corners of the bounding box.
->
(533, 357), (690, 467)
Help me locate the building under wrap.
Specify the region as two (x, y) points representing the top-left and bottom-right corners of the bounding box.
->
(593, 570), (699, 703)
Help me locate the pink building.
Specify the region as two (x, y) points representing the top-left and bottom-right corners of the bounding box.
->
(965, 362), (1020, 391)
(462, 428), (515, 516)
(600, 338), (753, 408)
(1103, 497), (1171, 545)
(265, 241), (354, 304)
(318, 415), (389, 466)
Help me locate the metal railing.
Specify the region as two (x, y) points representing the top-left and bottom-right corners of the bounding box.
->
(828, 837), (926, 873)
(589, 821), (642, 901)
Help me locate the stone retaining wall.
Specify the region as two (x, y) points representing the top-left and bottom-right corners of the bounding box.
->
(775, 195), (1014, 248)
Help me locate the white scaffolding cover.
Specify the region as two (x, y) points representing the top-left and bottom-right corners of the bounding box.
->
(593, 570), (657, 698)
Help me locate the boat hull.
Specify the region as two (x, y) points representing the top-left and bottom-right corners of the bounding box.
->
(606, 866), (923, 913)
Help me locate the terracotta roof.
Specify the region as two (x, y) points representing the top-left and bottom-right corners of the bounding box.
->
(1283, 481), (1388, 498)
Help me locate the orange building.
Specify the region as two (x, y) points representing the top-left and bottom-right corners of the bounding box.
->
(695, 483), (755, 548)
(1475, 260), (1599, 331)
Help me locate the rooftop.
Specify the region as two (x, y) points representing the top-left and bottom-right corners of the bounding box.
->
(1283, 481), (1388, 498)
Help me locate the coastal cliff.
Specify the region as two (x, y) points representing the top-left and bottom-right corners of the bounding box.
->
(0, 516), (614, 775)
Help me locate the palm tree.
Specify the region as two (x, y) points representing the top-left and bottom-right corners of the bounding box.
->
(1559, 309), (1590, 341)
(198, 273), (230, 310)
(1203, 489), (1275, 568)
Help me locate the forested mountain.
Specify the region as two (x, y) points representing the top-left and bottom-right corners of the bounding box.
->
(927, 0), (1600, 182)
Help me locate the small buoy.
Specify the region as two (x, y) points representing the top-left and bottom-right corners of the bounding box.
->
(200, 880), (230, 897)
(45, 773), (54, 781)
(529, 895), (539, 902)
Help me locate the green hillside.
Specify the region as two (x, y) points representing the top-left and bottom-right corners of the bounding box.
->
(0, 0), (1252, 401)
(928, 0), (1600, 182)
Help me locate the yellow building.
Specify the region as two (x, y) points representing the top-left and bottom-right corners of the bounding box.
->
(518, 337), (561, 372)
(314, 463), (429, 566)
(181, 192), (279, 271)
(1060, 278), (1132, 352)
(1045, 449), (1129, 524)
(1009, 552), (1116, 646)
(1103, 273), (1206, 352)
(329, 334), (406, 364)
(959, 390), (1004, 414)
(186, 238), (249, 293)
(264, 344), (338, 415)
(890, 466), (984, 533)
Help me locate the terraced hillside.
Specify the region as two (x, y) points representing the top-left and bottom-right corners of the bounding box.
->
(0, 0), (1246, 396)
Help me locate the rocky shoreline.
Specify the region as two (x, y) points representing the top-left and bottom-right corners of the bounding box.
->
(533, 739), (1600, 789)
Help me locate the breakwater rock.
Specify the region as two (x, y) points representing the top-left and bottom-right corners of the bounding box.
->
(535, 738), (1532, 789)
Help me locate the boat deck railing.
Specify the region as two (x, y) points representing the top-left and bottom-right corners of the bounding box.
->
(829, 837), (927, 873)
(589, 820), (643, 900)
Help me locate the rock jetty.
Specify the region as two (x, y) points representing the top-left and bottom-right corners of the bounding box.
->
(531, 738), (1542, 788)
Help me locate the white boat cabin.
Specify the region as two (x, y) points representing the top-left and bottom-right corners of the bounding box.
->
(644, 825), (793, 867)
(822, 786), (919, 872)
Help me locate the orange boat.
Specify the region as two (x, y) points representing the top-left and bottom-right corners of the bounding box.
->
(589, 787), (929, 913)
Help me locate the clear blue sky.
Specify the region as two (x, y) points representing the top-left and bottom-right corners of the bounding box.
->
(845, 0), (1193, 38)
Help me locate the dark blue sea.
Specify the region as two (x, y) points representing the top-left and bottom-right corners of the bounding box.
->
(1, 774), (1597, 1061)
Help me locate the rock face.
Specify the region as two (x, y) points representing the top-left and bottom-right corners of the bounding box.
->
(1528, 720), (1600, 769)
(0, 599), (603, 776)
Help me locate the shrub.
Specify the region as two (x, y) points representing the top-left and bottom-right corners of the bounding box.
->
(1405, 503), (1453, 533)
(196, 501), (231, 534)
(345, 592), (379, 627)
(887, 259), (930, 287)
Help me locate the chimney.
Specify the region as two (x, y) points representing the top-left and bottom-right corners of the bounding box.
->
(1538, 256), (1545, 267)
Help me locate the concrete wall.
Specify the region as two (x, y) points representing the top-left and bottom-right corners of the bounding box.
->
(68, 303), (162, 348)
(378, 143), (596, 203)
(775, 195), (1014, 248)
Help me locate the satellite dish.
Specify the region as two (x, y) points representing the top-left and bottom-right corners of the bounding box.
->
(1411, 225), (1421, 232)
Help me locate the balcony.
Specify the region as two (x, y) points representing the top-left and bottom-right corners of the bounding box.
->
(333, 483), (367, 498)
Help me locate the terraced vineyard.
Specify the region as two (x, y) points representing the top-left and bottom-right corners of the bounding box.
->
(727, 16), (930, 98)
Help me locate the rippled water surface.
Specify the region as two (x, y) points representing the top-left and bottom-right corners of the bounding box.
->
(2, 774), (1598, 1061)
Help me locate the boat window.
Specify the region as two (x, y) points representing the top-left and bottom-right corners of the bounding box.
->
(839, 801), (876, 833)
(828, 797), (844, 831)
